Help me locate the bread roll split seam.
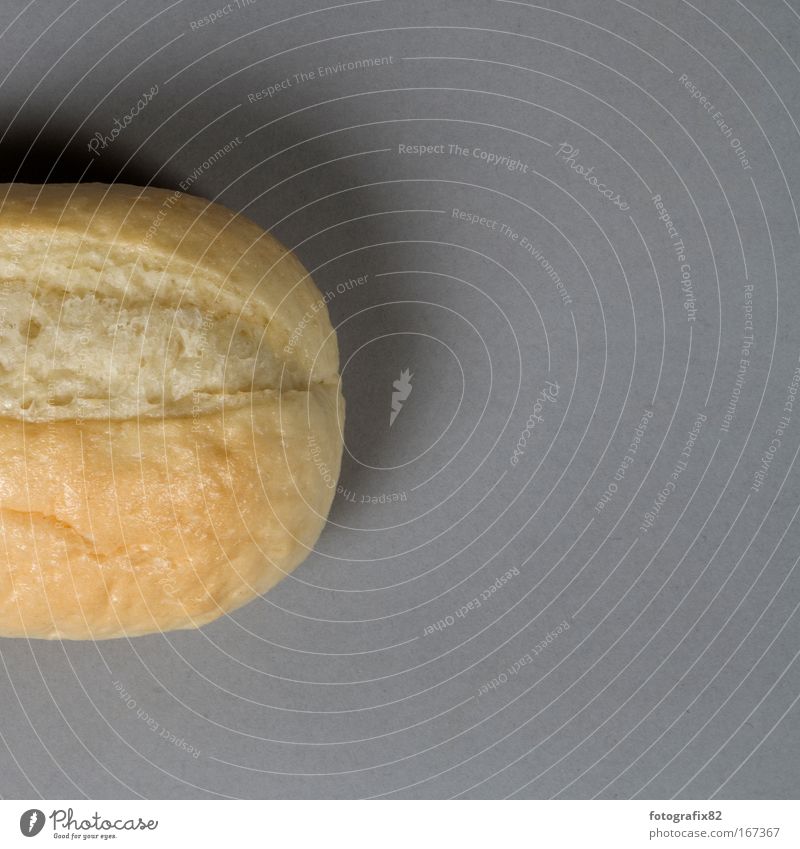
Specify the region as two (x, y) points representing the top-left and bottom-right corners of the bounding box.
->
(0, 183), (345, 640)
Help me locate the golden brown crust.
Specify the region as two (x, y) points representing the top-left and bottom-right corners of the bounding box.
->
(0, 183), (345, 639)
(0, 387), (343, 639)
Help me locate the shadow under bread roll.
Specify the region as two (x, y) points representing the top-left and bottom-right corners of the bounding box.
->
(0, 183), (345, 640)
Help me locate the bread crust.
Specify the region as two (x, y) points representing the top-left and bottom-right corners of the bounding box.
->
(0, 183), (344, 639)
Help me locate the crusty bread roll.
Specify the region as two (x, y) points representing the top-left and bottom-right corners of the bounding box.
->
(0, 183), (344, 639)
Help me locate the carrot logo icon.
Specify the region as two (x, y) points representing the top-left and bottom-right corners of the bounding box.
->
(389, 369), (413, 426)
(19, 809), (45, 837)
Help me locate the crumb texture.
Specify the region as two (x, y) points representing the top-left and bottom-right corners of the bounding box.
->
(0, 283), (283, 420)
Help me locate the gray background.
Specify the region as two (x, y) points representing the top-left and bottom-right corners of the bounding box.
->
(0, 0), (799, 799)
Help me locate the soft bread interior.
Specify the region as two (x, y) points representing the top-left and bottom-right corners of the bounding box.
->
(0, 235), (336, 422)
(0, 281), (281, 421)
(0, 185), (340, 395)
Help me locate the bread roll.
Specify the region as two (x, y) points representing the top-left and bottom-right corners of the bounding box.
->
(0, 183), (344, 639)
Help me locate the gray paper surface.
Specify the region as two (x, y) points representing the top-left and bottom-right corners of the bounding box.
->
(0, 0), (798, 799)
